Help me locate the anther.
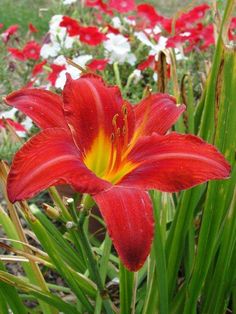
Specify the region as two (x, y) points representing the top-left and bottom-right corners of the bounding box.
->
(112, 114), (119, 126)
(122, 126), (126, 135)
(110, 133), (115, 142)
(122, 104), (128, 116)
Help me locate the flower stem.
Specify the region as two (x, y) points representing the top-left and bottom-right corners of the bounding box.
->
(76, 195), (114, 314)
(113, 62), (122, 90)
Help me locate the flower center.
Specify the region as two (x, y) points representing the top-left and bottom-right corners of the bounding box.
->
(84, 104), (137, 184)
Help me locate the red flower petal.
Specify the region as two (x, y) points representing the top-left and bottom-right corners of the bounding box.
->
(134, 94), (185, 136)
(119, 132), (230, 192)
(137, 55), (155, 71)
(32, 60), (47, 77)
(2, 24), (19, 43)
(60, 16), (80, 36)
(7, 128), (109, 202)
(4, 89), (68, 130)
(109, 0), (136, 13)
(136, 4), (163, 28)
(8, 48), (25, 61)
(29, 23), (38, 33)
(94, 186), (154, 271)
(22, 41), (41, 60)
(78, 26), (106, 46)
(0, 118), (26, 132)
(63, 74), (135, 152)
(85, 0), (112, 14)
(87, 59), (108, 71)
(47, 64), (66, 86)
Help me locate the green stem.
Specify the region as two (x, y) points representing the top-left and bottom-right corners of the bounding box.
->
(120, 262), (134, 314)
(113, 62), (122, 90)
(49, 187), (72, 221)
(94, 234), (113, 314)
(77, 196), (114, 314)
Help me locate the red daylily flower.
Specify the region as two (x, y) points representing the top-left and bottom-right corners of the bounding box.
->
(109, 0), (136, 13)
(5, 75), (230, 271)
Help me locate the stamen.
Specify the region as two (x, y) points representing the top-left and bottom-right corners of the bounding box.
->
(122, 103), (129, 147)
(113, 126), (122, 171)
(108, 133), (115, 170)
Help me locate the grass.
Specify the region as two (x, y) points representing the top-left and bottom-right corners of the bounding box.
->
(0, 0), (54, 35)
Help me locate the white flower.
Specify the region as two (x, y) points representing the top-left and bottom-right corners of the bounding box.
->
(0, 108), (18, 119)
(0, 108), (33, 136)
(131, 69), (142, 84)
(126, 53), (137, 66)
(21, 117), (33, 131)
(153, 25), (162, 34)
(53, 55), (67, 65)
(135, 31), (153, 47)
(153, 73), (158, 82)
(41, 15), (75, 59)
(55, 55), (92, 89)
(40, 42), (61, 58)
(135, 32), (168, 57)
(104, 33), (136, 65)
(49, 15), (63, 32)
(112, 17), (122, 29)
(174, 48), (187, 61)
(62, 0), (77, 4)
(50, 15), (75, 48)
(124, 17), (136, 26)
(180, 32), (191, 37)
(149, 36), (168, 56)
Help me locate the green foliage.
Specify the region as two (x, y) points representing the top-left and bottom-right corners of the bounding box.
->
(0, 137), (21, 161)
